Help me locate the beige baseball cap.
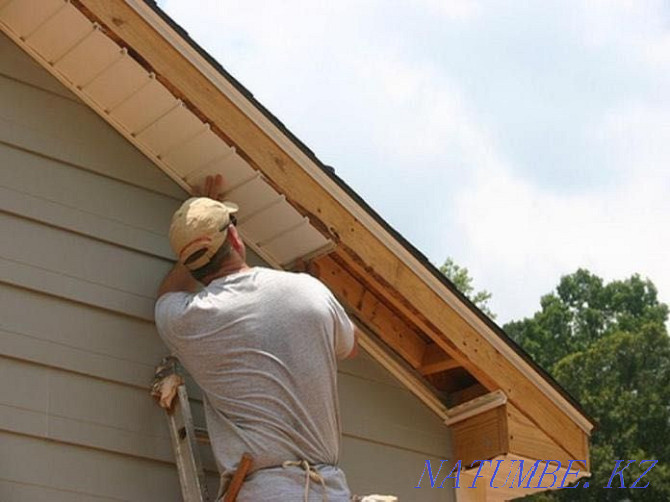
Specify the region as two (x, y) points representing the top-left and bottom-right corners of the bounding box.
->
(168, 197), (239, 270)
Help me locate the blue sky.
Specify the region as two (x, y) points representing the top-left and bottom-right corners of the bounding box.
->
(160, 0), (670, 323)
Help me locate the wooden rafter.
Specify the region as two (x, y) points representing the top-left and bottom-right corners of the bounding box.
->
(419, 343), (461, 376)
(311, 254), (427, 369)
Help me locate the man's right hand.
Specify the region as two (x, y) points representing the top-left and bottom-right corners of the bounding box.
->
(150, 356), (185, 410)
(152, 373), (184, 409)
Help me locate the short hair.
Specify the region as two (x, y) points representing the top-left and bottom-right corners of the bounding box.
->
(187, 239), (233, 282)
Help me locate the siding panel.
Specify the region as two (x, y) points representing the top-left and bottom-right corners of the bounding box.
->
(340, 372), (450, 459)
(0, 480), (121, 502)
(0, 212), (169, 320)
(339, 349), (404, 389)
(0, 357), (174, 463)
(0, 142), (178, 258)
(0, 283), (160, 365)
(0, 212), (167, 297)
(0, 432), (182, 502)
(0, 256), (155, 321)
(342, 436), (452, 501)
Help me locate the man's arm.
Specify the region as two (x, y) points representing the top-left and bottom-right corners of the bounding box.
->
(157, 262), (200, 298)
(344, 326), (361, 359)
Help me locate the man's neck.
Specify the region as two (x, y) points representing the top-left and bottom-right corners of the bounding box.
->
(204, 262), (252, 284)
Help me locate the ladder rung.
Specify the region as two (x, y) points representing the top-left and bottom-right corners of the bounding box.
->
(194, 426), (210, 445)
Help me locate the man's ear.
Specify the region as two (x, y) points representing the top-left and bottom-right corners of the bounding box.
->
(228, 225), (244, 252)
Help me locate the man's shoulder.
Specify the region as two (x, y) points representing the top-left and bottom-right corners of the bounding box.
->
(155, 290), (191, 314)
(255, 268), (330, 296)
(256, 267), (319, 284)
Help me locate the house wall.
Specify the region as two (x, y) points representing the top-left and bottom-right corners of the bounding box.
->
(0, 33), (453, 502)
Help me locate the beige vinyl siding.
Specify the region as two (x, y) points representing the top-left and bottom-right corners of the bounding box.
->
(339, 354), (453, 499)
(0, 33), (453, 502)
(0, 431), (181, 501)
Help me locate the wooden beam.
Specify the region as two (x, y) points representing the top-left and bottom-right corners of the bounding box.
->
(311, 254), (426, 368)
(450, 383), (489, 407)
(457, 455), (590, 501)
(74, 0), (592, 462)
(451, 406), (508, 467)
(426, 369), (476, 395)
(419, 343), (461, 375)
(451, 400), (589, 500)
(358, 291), (427, 367)
(507, 403), (588, 471)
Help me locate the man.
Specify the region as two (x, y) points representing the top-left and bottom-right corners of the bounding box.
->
(154, 176), (357, 501)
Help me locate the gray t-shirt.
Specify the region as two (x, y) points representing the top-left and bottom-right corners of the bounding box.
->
(155, 267), (355, 501)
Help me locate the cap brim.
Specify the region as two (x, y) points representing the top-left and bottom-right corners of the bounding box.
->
(221, 200), (239, 213)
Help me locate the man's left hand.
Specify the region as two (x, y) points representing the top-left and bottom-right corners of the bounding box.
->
(194, 174), (226, 201)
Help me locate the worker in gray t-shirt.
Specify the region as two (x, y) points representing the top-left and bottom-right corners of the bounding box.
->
(154, 177), (356, 501)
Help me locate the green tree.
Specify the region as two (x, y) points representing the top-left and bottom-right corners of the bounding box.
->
(440, 257), (495, 319)
(505, 269), (670, 501)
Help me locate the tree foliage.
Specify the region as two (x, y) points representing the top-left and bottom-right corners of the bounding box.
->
(505, 269), (670, 501)
(440, 257), (495, 319)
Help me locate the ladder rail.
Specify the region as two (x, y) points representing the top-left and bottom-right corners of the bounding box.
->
(165, 385), (211, 502)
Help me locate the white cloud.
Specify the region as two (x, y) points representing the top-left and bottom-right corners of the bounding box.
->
(594, 102), (670, 175)
(345, 53), (496, 168)
(456, 158), (670, 323)
(573, 0), (670, 72)
(412, 0), (482, 21)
